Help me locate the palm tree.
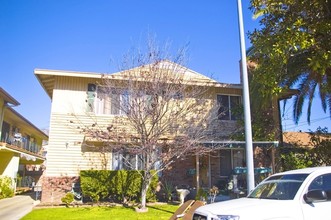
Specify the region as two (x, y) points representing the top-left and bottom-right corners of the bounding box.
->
(280, 51), (331, 124)
(247, 0), (331, 125)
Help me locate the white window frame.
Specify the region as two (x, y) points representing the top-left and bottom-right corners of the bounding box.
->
(112, 152), (143, 170)
(217, 94), (241, 120)
(94, 86), (129, 115)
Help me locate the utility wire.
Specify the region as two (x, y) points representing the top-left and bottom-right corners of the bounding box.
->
(282, 116), (330, 131)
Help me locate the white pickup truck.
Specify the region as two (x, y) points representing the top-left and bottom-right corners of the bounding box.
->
(193, 166), (331, 220)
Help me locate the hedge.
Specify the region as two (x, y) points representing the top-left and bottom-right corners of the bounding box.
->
(80, 170), (158, 203)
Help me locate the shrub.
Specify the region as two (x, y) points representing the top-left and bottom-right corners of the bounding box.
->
(161, 181), (175, 202)
(80, 170), (112, 203)
(109, 170), (141, 203)
(61, 192), (74, 207)
(195, 188), (208, 201)
(110, 170), (158, 203)
(80, 170), (158, 204)
(0, 176), (14, 199)
(279, 147), (313, 171)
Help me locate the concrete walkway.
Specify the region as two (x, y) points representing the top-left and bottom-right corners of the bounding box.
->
(0, 192), (39, 220)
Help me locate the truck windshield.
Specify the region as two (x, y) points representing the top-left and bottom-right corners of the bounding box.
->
(248, 174), (309, 200)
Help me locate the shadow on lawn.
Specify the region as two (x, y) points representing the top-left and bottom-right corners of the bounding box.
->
(76, 206), (116, 212)
(147, 205), (176, 214)
(64, 202), (177, 215)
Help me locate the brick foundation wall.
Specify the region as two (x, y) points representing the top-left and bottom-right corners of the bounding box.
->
(41, 176), (79, 204)
(162, 156), (196, 188)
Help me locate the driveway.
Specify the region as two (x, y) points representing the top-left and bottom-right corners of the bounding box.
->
(0, 192), (39, 220)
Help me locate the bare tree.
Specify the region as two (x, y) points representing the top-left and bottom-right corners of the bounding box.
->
(73, 38), (220, 211)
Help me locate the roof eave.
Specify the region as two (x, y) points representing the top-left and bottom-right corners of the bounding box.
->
(0, 87), (20, 106)
(6, 107), (49, 139)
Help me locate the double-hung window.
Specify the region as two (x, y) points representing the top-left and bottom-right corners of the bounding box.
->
(94, 86), (129, 115)
(217, 94), (241, 120)
(112, 152), (143, 170)
(112, 149), (162, 172)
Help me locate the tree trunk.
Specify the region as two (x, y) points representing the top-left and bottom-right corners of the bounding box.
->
(140, 172), (152, 211)
(140, 183), (148, 210)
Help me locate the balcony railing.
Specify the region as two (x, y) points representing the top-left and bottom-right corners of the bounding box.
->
(2, 135), (42, 155)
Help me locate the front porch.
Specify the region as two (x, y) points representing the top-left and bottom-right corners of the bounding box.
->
(162, 141), (278, 199)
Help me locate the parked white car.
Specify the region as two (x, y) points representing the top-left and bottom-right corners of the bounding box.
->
(193, 166), (331, 220)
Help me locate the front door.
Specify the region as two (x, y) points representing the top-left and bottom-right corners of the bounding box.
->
(219, 149), (232, 177)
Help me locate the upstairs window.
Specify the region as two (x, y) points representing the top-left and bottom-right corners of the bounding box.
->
(86, 83), (96, 112)
(217, 94), (241, 120)
(94, 86), (129, 115)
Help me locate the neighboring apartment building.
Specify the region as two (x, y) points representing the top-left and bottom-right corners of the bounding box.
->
(0, 87), (48, 192)
(35, 61), (279, 203)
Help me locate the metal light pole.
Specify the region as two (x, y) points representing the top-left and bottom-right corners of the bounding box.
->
(237, 0), (255, 192)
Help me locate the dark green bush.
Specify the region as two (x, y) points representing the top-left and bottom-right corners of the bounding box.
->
(0, 176), (14, 199)
(80, 170), (158, 204)
(109, 170), (141, 203)
(80, 170), (112, 202)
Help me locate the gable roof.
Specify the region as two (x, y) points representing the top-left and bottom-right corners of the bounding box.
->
(109, 60), (219, 84)
(35, 61), (242, 99)
(5, 107), (48, 140)
(34, 69), (103, 99)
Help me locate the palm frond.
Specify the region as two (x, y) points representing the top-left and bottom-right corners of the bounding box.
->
(319, 85), (327, 112)
(293, 94), (304, 124)
(306, 81), (317, 124)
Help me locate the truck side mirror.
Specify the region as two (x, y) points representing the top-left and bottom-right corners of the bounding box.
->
(304, 189), (327, 203)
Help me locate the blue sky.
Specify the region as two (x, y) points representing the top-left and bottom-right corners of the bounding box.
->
(0, 0), (329, 132)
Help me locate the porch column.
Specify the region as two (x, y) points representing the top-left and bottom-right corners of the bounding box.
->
(195, 155), (200, 190)
(208, 153), (211, 188)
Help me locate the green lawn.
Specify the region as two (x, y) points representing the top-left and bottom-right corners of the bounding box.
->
(21, 204), (179, 220)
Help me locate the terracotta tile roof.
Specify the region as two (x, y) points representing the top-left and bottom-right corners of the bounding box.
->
(283, 131), (331, 148)
(283, 132), (312, 147)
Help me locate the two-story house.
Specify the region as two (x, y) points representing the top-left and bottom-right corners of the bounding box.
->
(35, 61), (279, 203)
(0, 87), (48, 193)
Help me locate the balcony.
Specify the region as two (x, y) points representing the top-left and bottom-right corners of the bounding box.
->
(0, 134), (45, 165)
(1, 134), (42, 155)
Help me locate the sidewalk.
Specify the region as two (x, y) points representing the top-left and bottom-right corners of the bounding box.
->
(0, 192), (39, 220)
